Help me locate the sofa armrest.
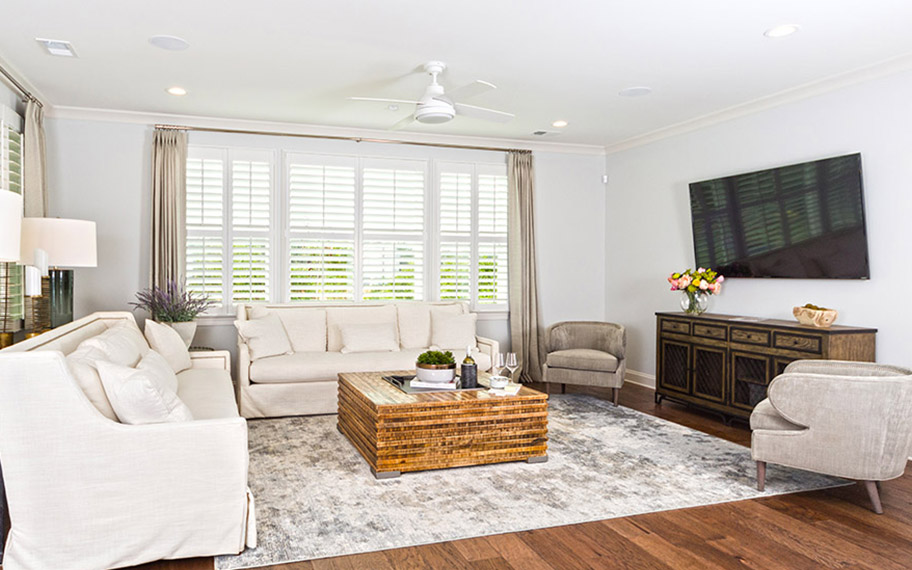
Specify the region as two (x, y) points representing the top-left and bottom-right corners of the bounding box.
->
(190, 349), (231, 372)
(476, 335), (499, 372)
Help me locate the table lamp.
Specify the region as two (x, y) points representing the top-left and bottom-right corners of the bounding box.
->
(20, 218), (97, 328)
(0, 191), (23, 347)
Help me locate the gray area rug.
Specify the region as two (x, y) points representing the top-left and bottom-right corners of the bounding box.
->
(217, 393), (845, 569)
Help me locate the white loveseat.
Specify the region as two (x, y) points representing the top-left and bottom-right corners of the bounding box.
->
(237, 301), (500, 418)
(0, 312), (255, 570)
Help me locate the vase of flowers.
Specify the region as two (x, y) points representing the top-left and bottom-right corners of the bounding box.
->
(667, 268), (724, 315)
(131, 280), (213, 347)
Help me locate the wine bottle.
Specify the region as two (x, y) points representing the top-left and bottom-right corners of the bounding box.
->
(461, 345), (478, 388)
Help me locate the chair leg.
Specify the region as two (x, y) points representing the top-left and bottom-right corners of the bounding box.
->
(561, 383), (566, 394)
(756, 461), (766, 492)
(612, 387), (619, 406)
(864, 481), (884, 514)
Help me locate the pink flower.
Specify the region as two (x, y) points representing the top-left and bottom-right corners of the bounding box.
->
(717, 275), (725, 283)
(699, 280), (709, 290)
(697, 267), (705, 273)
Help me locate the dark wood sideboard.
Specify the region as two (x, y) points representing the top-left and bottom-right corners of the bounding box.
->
(655, 312), (876, 423)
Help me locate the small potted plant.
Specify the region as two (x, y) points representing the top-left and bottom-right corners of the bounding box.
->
(416, 350), (456, 383)
(131, 280), (213, 347)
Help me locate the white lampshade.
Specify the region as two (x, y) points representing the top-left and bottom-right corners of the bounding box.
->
(19, 218), (98, 268)
(0, 191), (23, 262)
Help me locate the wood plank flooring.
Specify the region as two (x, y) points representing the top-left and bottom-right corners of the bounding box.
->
(109, 383), (912, 569)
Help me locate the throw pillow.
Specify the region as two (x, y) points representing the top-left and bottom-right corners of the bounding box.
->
(96, 357), (193, 425)
(141, 349), (180, 394)
(143, 319), (193, 373)
(66, 345), (119, 421)
(235, 312), (293, 360)
(78, 321), (149, 367)
(430, 312), (478, 350)
(339, 322), (401, 354)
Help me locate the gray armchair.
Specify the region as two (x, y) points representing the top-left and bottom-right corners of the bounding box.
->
(542, 321), (626, 405)
(751, 360), (912, 514)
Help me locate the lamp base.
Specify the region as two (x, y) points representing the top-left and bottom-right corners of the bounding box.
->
(49, 269), (74, 328)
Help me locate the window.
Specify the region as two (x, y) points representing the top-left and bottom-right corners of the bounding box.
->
(0, 106), (23, 331)
(186, 146), (508, 312)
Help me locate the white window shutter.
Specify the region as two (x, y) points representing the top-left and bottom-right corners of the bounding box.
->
(186, 236), (224, 303)
(289, 239), (355, 301)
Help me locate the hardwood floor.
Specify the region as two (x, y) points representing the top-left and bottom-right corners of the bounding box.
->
(120, 383), (912, 569)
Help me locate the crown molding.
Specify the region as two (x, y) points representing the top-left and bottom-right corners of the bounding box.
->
(46, 105), (607, 156)
(604, 52), (912, 155)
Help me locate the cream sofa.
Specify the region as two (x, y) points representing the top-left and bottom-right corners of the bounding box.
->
(237, 301), (500, 418)
(0, 312), (255, 570)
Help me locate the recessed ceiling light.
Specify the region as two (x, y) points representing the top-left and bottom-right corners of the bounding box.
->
(551, 120), (568, 128)
(149, 35), (190, 51)
(166, 86), (187, 96)
(764, 24), (800, 38)
(619, 86), (652, 97)
(388, 104), (399, 111)
(36, 38), (76, 57)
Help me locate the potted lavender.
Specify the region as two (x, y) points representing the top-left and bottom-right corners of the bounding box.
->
(131, 280), (213, 347)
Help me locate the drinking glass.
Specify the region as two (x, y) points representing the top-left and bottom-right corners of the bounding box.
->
(505, 352), (518, 383)
(494, 352), (506, 376)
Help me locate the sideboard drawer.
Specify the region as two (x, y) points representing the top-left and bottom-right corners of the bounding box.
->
(774, 332), (822, 354)
(661, 320), (690, 335)
(693, 323), (727, 341)
(731, 328), (770, 347)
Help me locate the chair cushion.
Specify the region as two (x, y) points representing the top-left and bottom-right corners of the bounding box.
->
(750, 398), (805, 431)
(177, 368), (239, 419)
(546, 349), (618, 372)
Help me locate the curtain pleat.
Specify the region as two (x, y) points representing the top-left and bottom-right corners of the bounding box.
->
(23, 100), (46, 217)
(151, 128), (188, 290)
(507, 151), (544, 383)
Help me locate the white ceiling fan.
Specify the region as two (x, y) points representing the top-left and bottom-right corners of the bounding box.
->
(348, 61), (514, 130)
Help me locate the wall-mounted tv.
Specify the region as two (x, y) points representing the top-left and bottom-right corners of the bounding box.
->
(688, 153), (870, 279)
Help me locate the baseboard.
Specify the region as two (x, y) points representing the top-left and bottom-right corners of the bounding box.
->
(625, 369), (656, 390)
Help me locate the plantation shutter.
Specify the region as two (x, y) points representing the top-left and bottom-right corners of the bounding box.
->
(361, 159), (425, 300)
(287, 154), (357, 301)
(186, 150), (225, 303)
(230, 155), (272, 302)
(476, 169), (508, 306)
(1, 107), (23, 331)
(438, 167), (472, 300)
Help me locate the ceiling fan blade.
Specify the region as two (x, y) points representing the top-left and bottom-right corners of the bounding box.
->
(454, 103), (514, 124)
(390, 114), (417, 131)
(348, 96), (420, 105)
(447, 80), (496, 102)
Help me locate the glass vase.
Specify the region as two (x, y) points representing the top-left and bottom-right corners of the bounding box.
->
(680, 290), (710, 315)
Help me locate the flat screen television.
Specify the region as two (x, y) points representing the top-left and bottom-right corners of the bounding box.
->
(688, 153), (870, 279)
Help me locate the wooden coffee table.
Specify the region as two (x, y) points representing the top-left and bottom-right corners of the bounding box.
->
(337, 371), (549, 479)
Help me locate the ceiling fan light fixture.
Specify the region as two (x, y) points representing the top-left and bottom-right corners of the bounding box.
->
(764, 24), (800, 38)
(415, 108), (455, 124)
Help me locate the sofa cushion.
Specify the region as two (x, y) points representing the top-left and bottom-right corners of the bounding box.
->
(177, 368), (239, 419)
(79, 321), (149, 367)
(546, 348), (619, 372)
(250, 348), (426, 384)
(398, 303), (465, 348)
(451, 348), (493, 373)
(97, 357), (194, 425)
(431, 312), (477, 350)
(143, 320), (193, 373)
(326, 305), (398, 352)
(340, 322), (400, 354)
(66, 346), (119, 420)
(750, 398), (805, 431)
(236, 312), (293, 361)
(274, 308), (327, 352)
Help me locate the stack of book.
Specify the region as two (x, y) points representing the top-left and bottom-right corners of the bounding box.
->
(410, 379), (458, 390)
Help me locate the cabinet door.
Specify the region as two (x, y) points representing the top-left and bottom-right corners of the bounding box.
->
(692, 345), (726, 403)
(659, 340), (691, 395)
(773, 358), (794, 377)
(730, 352), (771, 411)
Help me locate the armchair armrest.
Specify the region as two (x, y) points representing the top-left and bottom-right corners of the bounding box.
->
(190, 349), (231, 372)
(475, 335), (499, 372)
(784, 359), (909, 378)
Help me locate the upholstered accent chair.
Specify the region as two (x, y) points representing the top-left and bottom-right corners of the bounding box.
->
(751, 360), (912, 514)
(542, 321), (626, 405)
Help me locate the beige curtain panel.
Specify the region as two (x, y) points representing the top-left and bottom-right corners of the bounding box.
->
(151, 128), (188, 290)
(23, 99), (47, 217)
(507, 150), (545, 383)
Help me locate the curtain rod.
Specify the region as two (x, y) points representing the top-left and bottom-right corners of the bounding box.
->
(154, 124), (528, 154)
(0, 63), (42, 108)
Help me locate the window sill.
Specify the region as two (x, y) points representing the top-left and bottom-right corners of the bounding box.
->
(197, 308), (509, 326)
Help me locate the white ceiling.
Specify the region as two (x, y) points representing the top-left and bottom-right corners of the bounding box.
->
(2, 0), (912, 147)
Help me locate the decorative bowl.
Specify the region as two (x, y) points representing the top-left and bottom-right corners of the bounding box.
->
(489, 375), (509, 389)
(415, 363), (456, 383)
(793, 306), (838, 328)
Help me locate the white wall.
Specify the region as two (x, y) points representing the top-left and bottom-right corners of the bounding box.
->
(605, 69), (912, 381)
(44, 120), (606, 365)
